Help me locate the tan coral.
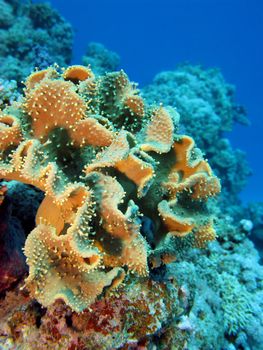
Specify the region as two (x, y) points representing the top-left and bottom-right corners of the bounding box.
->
(163, 135), (221, 199)
(152, 136), (220, 239)
(0, 114), (22, 150)
(116, 153), (154, 198)
(68, 117), (114, 147)
(106, 70), (145, 118)
(141, 107), (175, 153)
(24, 181), (128, 312)
(170, 136), (210, 179)
(193, 223), (217, 248)
(24, 224), (124, 312)
(0, 139), (70, 202)
(0, 64), (220, 313)
(90, 172), (149, 275)
(103, 232), (149, 276)
(123, 95), (145, 117)
(150, 251), (177, 269)
(0, 184), (7, 205)
(63, 65), (94, 83)
(24, 79), (86, 140)
(85, 131), (154, 197)
(24, 77), (113, 147)
(36, 184), (90, 234)
(85, 130), (129, 174)
(190, 174), (221, 200)
(25, 68), (56, 90)
(158, 200), (195, 237)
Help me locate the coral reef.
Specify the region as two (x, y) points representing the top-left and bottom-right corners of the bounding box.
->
(82, 42), (120, 75)
(243, 202), (263, 261)
(142, 64), (251, 206)
(0, 0), (73, 83)
(0, 23), (261, 348)
(1, 210), (262, 349)
(0, 65), (220, 315)
(0, 277), (181, 349)
(168, 214), (263, 350)
(0, 79), (21, 109)
(139, 62), (263, 350)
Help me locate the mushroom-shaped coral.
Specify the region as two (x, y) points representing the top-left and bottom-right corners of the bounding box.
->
(0, 65), (220, 311)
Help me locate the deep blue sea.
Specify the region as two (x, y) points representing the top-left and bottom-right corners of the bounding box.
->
(45, 0), (262, 203)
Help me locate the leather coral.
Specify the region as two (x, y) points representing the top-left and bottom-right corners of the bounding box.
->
(0, 65), (220, 311)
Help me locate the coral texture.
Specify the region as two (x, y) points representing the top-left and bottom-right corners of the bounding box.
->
(82, 42), (120, 75)
(0, 0), (73, 82)
(142, 64), (250, 206)
(0, 277), (181, 350)
(0, 65), (220, 312)
(0, 79), (21, 109)
(169, 212), (263, 350)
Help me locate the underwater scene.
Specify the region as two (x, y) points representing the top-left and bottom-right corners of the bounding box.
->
(0, 0), (262, 349)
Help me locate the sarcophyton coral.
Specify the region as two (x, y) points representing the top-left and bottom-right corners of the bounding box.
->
(0, 65), (220, 312)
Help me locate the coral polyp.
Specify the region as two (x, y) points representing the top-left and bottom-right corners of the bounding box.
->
(0, 65), (220, 312)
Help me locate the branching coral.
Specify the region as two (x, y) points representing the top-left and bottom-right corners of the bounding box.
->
(82, 42), (120, 75)
(0, 65), (220, 311)
(169, 218), (263, 350)
(0, 79), (21, 109)
(0, 1), (73, 82)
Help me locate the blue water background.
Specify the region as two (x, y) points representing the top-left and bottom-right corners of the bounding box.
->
(47, 0), (263, 203)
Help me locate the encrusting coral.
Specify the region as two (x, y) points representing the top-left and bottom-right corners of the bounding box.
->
(0, 64), (220, 312)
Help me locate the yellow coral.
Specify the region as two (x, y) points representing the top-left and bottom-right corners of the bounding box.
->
(155, 136), (220, 237)
(25, 224), (124, 312)
(63, 65), (94, 82)
(24, 75), (113, 146)
(0, 64), (220, 312)
(123, 95), (145, 117)
(141, 106), (175, 153)
(158, 199), (195, 237)
(163, 135), (221, 200)
(0, 114), (22, 150)
(193, 222), (217, 248)
(89, 172), (149, 275)
(25, 68), (56, 90)
(25, 79), (86, 140)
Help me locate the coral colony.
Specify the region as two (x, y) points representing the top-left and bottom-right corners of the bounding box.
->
(0, 64), (221, 349)
(0, 1), (262, 350)
(0, 65), (220, 310)
(0, 0), (72, 82)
